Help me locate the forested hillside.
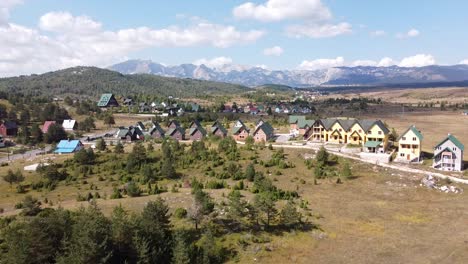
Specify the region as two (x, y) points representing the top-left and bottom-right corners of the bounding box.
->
(0, 67), (251, 98)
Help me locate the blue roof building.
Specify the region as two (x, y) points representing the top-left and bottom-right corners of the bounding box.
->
(55, 140), (84, 154)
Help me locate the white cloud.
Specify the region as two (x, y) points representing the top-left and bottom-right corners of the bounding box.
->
(377, 57), (396, 67)
(407, 28), (420, 37)
(396, 28), (420, 39)
(398, 54), (435, 67)
(263, 46), (283, 56)
(298, 57), (345, 70)
(352, 60), (377, 67)
(193, 57), (233, 68)
(39, 12), (102, 34)
(233, 0), (331, 22)
(0, 11), (265, 77)
(286, 22), (351, 38)
(459, 59), (468, 65)
(0, 0), (22, 25)
(370, 30), (386, 37)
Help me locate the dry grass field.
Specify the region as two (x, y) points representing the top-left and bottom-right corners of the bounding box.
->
(0, 145), (467, 263)
(326, 87), (468, 105)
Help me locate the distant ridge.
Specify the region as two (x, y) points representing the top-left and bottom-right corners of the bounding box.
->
(110, 59), (468, 87)
(0, 66), (251, 97)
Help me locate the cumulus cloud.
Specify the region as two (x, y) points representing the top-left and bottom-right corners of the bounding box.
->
(297, 55), (433, 70)
(263, 46), (283, 56)
(370, 30), (386, 37)
(0, 0), (22, 25)
(286, 22), (351, 38)
(193, 57), (233, 68)
(298, 57), (345, 70)
(396, 28), (420, 39)
(351, 60), (377, 67)
(233, 0), (331, 22)
(377, 57), (396, 67)
(0, 11), (265, 77)
(398, 54), (435, 67)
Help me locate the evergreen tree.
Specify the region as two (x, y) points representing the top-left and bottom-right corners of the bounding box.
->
(30, 123), (43, 143)
(280, 199), (302, 228)
(135, 198), (173, 263)
(341, 161), (352, 179)
(110, 205), (135, 263)
(316, 146), (329, 165)
(96, 138), (107, 151)
(227, 190), (247, 221)
(44, 123), (68, 143)
(254, 192), (277, 228)
(172, 230), (191, 264)
(114, 141), (124, 153)
(103, 114), (116, 127)
(57, 205), (113, 264)
(245, 163), (256, 182)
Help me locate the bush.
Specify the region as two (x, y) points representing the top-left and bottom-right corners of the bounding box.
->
(174, 208), (187, 219)
(206, 180), (226, 189)
(126, 182), (141, 197)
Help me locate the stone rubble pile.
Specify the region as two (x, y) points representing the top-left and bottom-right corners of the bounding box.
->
(420, 175), (463, 194)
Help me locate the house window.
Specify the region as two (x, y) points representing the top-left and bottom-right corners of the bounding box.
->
(359, 129), (362, 133)
(453, 147), (457, 151)
(339, 129), (342, 132)
(378, 131), (382, 135)
(413, 137), (416, 141)
(367, 131), (372, 135)
(402, 137), (406, 140)
(400, 153), (405, 157)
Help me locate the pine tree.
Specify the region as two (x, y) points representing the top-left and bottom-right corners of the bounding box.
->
(254, 192), (277, 228)
(96, 138), (107, 151)
(114, 141), (124, 153)
(172, 230), (191, 264)
(280, 199), (302, 228)
(227, 190), (247, 222)
(245, 163), (256, 182)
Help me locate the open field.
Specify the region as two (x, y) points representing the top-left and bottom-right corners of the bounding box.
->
(327, 87), (468, 105)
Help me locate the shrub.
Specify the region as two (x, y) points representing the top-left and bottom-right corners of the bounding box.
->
(126, 182), (141, 197)
(174, 208), (187, 219)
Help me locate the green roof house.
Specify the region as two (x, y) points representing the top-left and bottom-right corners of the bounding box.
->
(97, 93), (119, 108)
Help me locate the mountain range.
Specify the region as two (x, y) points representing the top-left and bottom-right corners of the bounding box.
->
(110, 60), (468, 87)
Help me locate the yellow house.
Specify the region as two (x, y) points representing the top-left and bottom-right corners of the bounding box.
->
(396, 125), (423, 163)
(305, 118), (390, 153)
(347, 121), (366, 145)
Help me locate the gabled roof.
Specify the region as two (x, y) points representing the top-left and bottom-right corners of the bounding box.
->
(190, 120), (202, 128)
(168, 120), (181, 128)
(42, 121), (56, 133)
(372, 120), (390, 134)
(116, 128), (130, 138)
(289, 115), (304, 124)
(149, 123), (165, 136)
(189, 126), (207, 136)
(338, 119), (356, 131)
(55, 140), (82, 153)
(62, 119), (76, 129)
(211, 121), (227, 135)
(136, 121), (146, 131)
(320, 119), (338, 130)
(435, 134), (464, 151)
(232, 120), (249, 135)
(398, 125), (423, 141)
(1, 121), (17, 129)
(253, 122), (274, 137)
(97, 93), (117, 107)
(167, 126), (185, 136)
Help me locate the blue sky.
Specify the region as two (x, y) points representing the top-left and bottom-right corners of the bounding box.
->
(1, 0), (468, 76)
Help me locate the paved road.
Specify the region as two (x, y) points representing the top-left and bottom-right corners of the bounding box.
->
(0, 146), (52, 163)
